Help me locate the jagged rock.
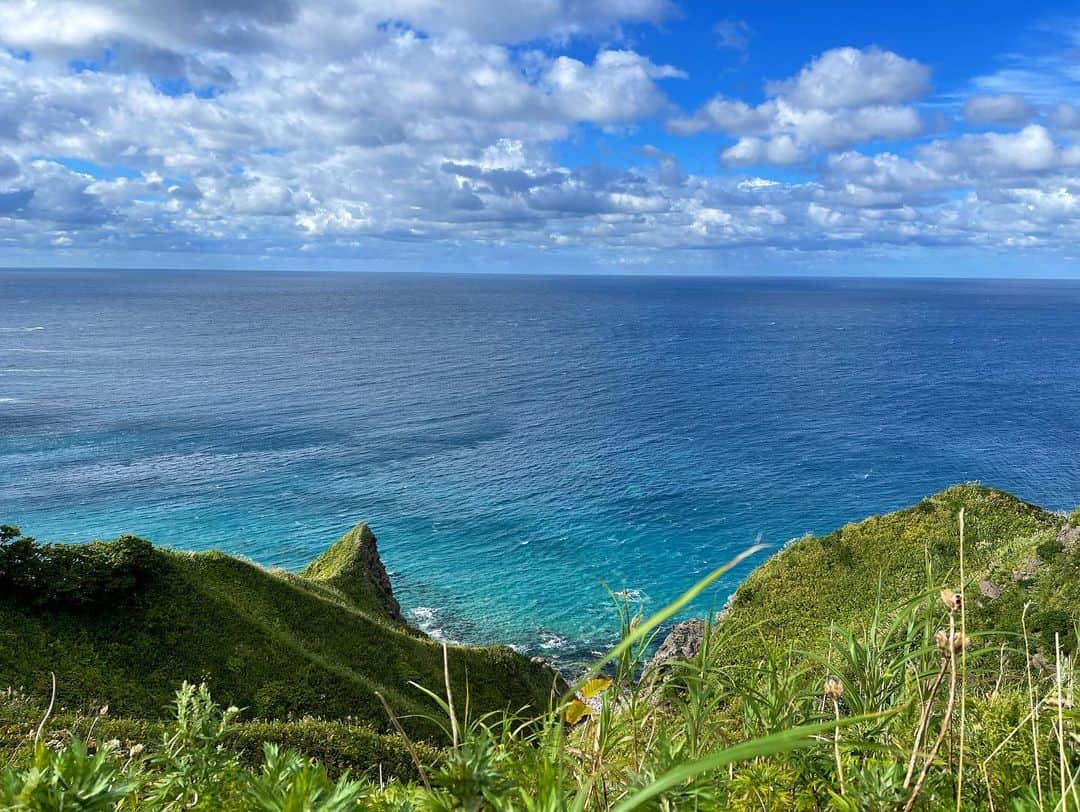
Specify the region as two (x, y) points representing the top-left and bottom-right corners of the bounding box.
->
(302, 523), (402, 621)
(1011, 556), (1044, 583)
(646, 618), (706, 676)
(979, 580), (1002, 600)
(1058, 522), (1080, 551)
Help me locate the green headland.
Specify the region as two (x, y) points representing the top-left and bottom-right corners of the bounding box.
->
(2, 484), (1078, 809)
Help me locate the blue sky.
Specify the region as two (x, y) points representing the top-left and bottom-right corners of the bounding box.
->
(2, 0), (1080, 275)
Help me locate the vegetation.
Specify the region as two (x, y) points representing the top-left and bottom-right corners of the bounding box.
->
(0, 523), (557, 740)
(2, 484), (1079, 810)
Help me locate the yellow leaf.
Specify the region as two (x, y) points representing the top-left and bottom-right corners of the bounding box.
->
(579, 677), (612, 700)
(564, 700), (591, 725)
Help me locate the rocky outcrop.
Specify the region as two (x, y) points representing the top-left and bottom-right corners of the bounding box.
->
(1058, 521), (1080, 551)
(646, 618), (706, 676)
(1011, 555), (1044, 583)
(302, 522), (402, 621)
(979, 580), (1002, 600)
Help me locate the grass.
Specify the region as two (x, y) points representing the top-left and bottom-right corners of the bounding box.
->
(718, 484), (1061, 670)
(1, 484), (1079, 809)
(0, 523), (558, 742)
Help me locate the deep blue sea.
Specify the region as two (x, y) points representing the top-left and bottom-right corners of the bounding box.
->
(2, 270), (1079, 665)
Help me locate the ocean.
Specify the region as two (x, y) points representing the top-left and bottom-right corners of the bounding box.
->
(2, 269), (1079, 666)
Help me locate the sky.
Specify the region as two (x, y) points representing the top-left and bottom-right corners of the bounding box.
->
(2, 1), (1080, 275)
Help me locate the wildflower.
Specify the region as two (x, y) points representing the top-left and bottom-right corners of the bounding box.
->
(940, 588), (962, 613)
(824, 677), (844, 699)
(104, 738), (121, 752)
(129, 743), (145, 759)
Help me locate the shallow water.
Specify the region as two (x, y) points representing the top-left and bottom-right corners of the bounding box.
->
(2, 270), (1079, 666)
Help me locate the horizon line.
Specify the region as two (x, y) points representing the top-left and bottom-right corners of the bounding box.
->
(3, 265), (1080, 283)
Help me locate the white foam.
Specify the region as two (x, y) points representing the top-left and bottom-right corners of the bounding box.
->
(538, 631), (569, 650)
(410, 606), (438, 623)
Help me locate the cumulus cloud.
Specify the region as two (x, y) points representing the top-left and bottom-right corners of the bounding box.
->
(668, 46), (928, 164)
(765, 46), (930, 110)
(918, 125), (1080, 175)
(543, 50), (685, 124)
(1, 2), (1080, 263)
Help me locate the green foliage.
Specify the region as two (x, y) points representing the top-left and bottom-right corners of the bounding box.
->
(722, 484), (1061, 670)
(301, 523), (403, 621)
(0, 739), (138, 811)
(144, 682), (246, 810)
(0, 526), (557, 743)
(0, 527), (155, 607)
(248, 743), (365, 811)
(1, 485), (1079, 810)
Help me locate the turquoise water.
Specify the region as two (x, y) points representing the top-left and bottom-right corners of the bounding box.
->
(2, 270), (1079, 665)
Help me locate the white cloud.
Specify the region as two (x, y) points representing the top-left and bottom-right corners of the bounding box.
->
(668, 47), (928, 164)
(1, 3), (1080, 263)
(722, 135), (804, 166)
(919, 125), (1078, 175)
(962, 94), (1035, 125)
(766, 46), (930, 110)
(543, 50), (685, 124)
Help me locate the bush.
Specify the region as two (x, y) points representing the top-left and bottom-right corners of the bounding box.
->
(0, 527), (156, 608)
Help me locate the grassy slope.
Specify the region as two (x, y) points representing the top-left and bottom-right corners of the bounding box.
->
(0, 524), (557, 741)
(717, 483), (1070, 667)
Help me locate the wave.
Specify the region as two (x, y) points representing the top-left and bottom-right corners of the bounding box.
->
(537, 631), (570, 651)
(408, 606), (457, 643)
(0, 327), (45, 332)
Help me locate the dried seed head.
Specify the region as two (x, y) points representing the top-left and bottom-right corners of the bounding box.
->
(940, 588), (962, 613)
(104, 738), (121, 752)
(98, 704), (109, 717)
(129, 743), (145, 759)
(935, 629), (970, 653)
(824, 677), (844, 698)
(1047, 693), (1075, 711)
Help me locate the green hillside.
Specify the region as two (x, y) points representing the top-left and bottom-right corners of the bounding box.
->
(718, 483), (1069, 667)
(0, 522), (557, 740)
(2, 486), (1079, 809)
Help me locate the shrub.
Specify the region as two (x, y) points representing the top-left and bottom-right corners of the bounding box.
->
(0, 527), (156, 608)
